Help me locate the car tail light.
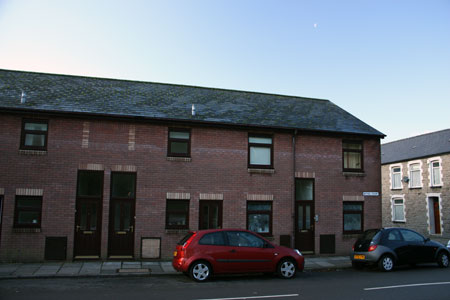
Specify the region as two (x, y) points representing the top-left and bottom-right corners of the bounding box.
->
(368, 245), (378, 252)
(352, 245), (355, 251)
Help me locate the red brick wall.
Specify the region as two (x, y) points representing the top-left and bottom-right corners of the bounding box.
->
(0, 113), (381, 261)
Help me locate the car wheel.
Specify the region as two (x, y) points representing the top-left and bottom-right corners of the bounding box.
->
(352, 261), (364, 270)
(437, 252), (449, 268)
(277, 259), (297, 279)
(378, 254), (394, 272)
(189, 261), (212, 282)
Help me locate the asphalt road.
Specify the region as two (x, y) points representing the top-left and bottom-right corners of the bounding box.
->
(0, 265), (449, 300)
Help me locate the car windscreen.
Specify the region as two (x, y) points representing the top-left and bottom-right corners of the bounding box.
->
(178, 232), (195, 245)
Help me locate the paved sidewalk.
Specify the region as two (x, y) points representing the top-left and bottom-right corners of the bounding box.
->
(0, 256), (351, 279)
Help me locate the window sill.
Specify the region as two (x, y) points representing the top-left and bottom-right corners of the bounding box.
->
(393, 221), (406, 223)
(166, 157), (192, 162)
(391, 188), (403, 191)
(13, 227), (41, 233)
(343, 172), (365, 177)
(408, 187), (422, 189)
(248, 168), (275, 174)
(19, 149), (47, 156)
(430, 185), (443, 188)
(165, 229), (190, 234)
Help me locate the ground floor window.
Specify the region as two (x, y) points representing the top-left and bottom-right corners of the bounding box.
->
(14, 196), (43, 228)
(247, 201), (272, 235)
(392, 198), (405, 222)
(343, 202), (363, 234)
(166, 200), (190, 229)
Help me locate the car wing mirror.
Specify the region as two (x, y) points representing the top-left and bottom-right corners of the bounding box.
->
(424, 237), (430, 243)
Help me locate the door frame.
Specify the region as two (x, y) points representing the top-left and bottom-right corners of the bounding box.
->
(427, 195), (441, 234)
(294, 178), (315, 254)
(73, 170), (104, 259)
(107, 172), (137, 258)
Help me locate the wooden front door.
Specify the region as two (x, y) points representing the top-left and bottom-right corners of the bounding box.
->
(295, 201), (315, 253)
(433, 198), (441, 234)
(199, 201), (222, 230)
(108, 198), (135, 258)
(74, 199), (102, 258)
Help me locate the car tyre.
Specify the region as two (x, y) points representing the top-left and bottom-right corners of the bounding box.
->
(277, 259), (297, 279)
(189, 261), (212, 282)
(351, 261), (364, 270)
(378, 254), (394, 272)
(437, 251), (449, 268)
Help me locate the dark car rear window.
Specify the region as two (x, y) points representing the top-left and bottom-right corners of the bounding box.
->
(178, 232), (195, 245)
(360, 229), (381, 241)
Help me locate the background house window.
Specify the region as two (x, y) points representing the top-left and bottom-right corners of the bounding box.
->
(391, 167), (402, 189)
(20, 119), (48, 150)
(248, 135), (273, 168)
(342, 140), (363, 172)
(343, 202), (363, 234)
(168, 128), (191, 157)
(166, 200), (190, 229)
(247, 201), (272, 235)
(430, 161), (442, 186)
(409, 163), (421, 188)
(14, 196), (43, 228)
(392, 198), (405, 222)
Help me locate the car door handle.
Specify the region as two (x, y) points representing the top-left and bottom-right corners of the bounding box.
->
(230, 249), (237, 253)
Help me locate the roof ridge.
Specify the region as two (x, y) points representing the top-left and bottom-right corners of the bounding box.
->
(0, 68), (330, 103)
(382, 128), (450, 146)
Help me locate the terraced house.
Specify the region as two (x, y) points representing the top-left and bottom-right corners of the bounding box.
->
(381, 130), (450, 245)
(0, 69), (384, 262)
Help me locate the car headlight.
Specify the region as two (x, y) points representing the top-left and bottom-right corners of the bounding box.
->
(295, 249), (302, 256)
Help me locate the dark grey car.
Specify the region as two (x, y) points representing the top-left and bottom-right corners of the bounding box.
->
(350, 228), (450, 271)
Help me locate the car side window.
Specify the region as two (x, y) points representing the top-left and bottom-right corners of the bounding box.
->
(387, 230), (402, 241)
(226, 231), (265, 248)
(400, 230), (424, 242)
(199, 232), (225, 246)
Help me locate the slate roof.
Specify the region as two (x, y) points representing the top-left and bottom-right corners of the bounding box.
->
(0, 69), (384, 136)
(381, 129), (450, 164)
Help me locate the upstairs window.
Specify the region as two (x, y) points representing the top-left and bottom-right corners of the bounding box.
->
(409, 163), (422, 188)
(168, 128), (191, 157)
(342, 140), (363, 172)
(430, 161), (442, 187)
(391, 166), (402, 189)
(20, 119), (48, 151)
(248, 134), (273, 169)
(14, 196), (43, 228)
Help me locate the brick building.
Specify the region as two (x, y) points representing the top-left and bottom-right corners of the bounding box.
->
(0, 69), (384, 262)
(381, 129), (450, 245)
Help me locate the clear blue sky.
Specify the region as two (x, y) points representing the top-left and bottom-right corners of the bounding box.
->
(1, 0), (449, 143)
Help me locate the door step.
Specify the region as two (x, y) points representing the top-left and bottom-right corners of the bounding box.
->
(117, 268), (150, 274)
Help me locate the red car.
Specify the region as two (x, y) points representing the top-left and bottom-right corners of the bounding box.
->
(172, 229), (304, 282)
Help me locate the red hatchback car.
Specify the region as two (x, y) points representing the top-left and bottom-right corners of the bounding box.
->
(172, 229), (304, 282)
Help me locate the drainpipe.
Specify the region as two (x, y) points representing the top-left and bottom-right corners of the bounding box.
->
(292, 129), (298, 248)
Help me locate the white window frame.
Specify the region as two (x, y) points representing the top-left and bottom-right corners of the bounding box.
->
(408, 160), (423, 188)
(427, 157), (443, 187)
(390, 164), (403, 190)
(391, 195), (406, 222)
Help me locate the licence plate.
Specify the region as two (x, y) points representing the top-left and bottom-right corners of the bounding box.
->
(354, 254), (365, 260)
